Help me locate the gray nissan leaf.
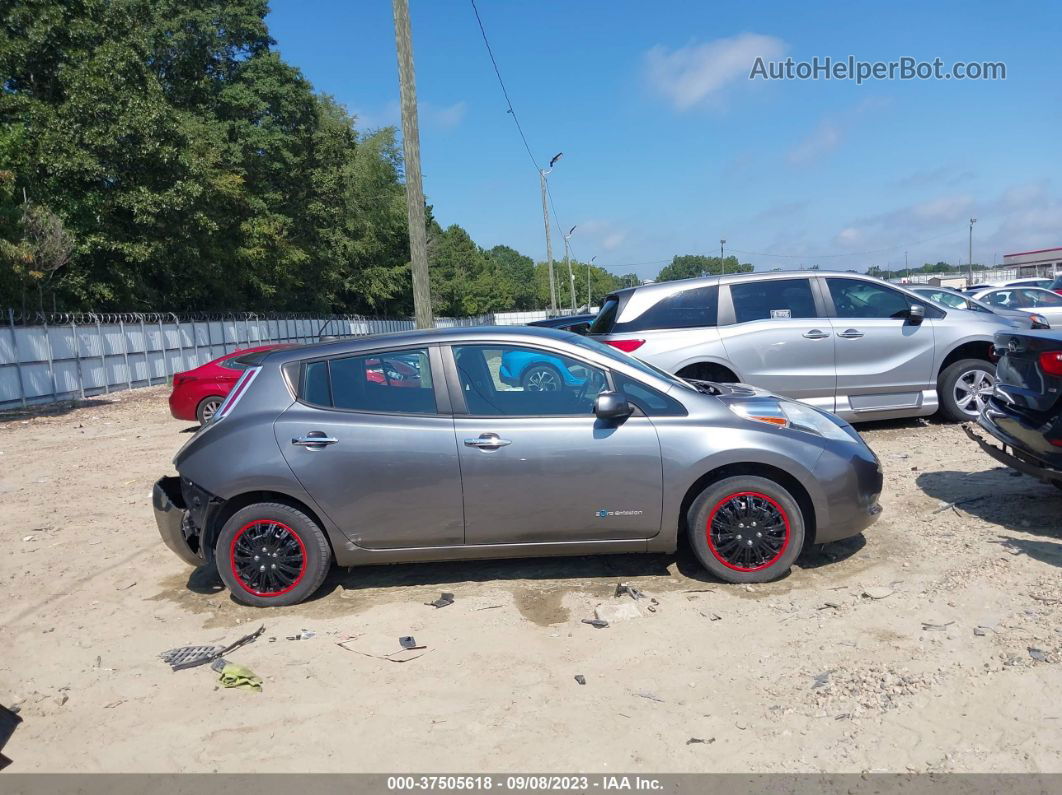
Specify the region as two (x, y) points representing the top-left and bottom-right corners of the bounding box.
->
(153, 327), (882, 606)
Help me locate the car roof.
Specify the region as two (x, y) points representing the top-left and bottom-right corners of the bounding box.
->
(603, 269), (915, 301)
(264, 325), (583, 364)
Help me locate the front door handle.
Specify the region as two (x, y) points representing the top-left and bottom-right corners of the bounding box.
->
(292, 434), (339, 447)
(464, 433), (511, 449)
(837, 329), (864, 339)
(803, 329), (830, 339)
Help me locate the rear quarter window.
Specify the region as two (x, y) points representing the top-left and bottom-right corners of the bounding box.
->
(612, 286), (718, 333)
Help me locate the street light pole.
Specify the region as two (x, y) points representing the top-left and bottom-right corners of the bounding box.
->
(720, 239), (726, 276)
(968, 218), (977, 286)
(391, 0), (433, 328)
(540, 152), (562, 313)
(588, 255), (596, 309)
(564, 225), (577, 312)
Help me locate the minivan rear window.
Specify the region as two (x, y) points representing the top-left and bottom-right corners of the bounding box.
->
(602, 286), (719, 333)
(589, 296), (620, 334)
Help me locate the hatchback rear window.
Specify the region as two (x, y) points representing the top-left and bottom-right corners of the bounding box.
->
(589, 296), (620, 334)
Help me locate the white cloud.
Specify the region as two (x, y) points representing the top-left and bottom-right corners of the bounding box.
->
(787, 121), (842, 166)
(579, 219), (629, 254)
(425, 101), (467, 130)
(786, 97), (890, 167)
(645, 33), (786, 111)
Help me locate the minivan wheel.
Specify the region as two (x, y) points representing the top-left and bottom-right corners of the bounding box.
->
(215, 503), (332, 607)
(937, 359), (996, 422)
(521, 364), (562, 392)
(687, 476), (805, 583)
(196, 395), (224, 425)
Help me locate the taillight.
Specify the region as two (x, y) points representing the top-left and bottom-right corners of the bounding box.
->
(1039, 351), (1062, 376)
(604, 339), (645, 353)
(1050, 438), (1062, 447)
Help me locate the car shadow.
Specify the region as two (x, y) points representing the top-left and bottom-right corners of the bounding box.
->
(0, 397), (112, 423)
(189, 534), (869, 605)
(179, 425), (199, 434)
(916, 467), (1062, 569)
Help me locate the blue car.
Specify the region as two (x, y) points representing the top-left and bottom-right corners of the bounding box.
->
(499, 349), (587, 391)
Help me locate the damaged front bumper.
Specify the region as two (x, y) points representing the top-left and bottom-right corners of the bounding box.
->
(152, 476), (208, 566)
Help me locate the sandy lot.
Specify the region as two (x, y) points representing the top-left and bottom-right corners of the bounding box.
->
(1, 386), (1060, 773)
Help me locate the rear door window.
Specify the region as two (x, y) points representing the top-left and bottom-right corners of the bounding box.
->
(299, 348), (436, 414)
(730, 278), (817, 323)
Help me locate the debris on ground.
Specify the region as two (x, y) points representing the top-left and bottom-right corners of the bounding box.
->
(336, 635), (429, 663)
(812, 671), (832, 689)
(862, 587), (894, 600)
(581, 618), (609, 629)
(1028, 648), (1050, 663)
(425, 592), (454, 609)
(286, 629), (316, 641)
(921, 621), (955, 632)
(817, 601), (842, 610)
(574, 675), (586, 685)
(217, 663), (263, 692)
(595, 601), (643, 623)
(159, 625), (265, 671)
(686, 737), (714, 745)
(615, 583), (645, 600)
(635, 691), (665, 703)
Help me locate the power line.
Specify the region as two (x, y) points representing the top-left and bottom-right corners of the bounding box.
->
(468, 0), (540, 171)
(469, 0), (580, 290)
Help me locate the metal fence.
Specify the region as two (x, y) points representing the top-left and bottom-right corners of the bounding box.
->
(0, 309), (499, 410)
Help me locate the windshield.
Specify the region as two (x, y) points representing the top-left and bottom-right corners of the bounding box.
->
(568, 334), (694, 391)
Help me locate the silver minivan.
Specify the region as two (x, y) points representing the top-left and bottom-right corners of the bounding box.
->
(590, 271), (1011, 422)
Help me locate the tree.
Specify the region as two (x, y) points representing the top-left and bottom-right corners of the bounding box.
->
(657, 254), (752, 282)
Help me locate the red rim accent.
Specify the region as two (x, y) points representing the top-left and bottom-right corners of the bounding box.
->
(706, 491), (791, 572)
(229, 519), (308, 597)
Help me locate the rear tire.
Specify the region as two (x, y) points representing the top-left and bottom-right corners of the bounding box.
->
(215, 503), (332, 607)
(687, 475), (805, 583)
(938, 359), (996, 422)
(196, 395), (224, 425)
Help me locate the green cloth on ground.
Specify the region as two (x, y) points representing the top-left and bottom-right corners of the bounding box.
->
(218, 662), (262, 692)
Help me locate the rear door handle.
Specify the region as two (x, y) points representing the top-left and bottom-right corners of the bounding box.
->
(803, 329), (830, 339)
(464, 433), (511, 449)
(292, 434), (339, 447)
(838, 329), (864, 339)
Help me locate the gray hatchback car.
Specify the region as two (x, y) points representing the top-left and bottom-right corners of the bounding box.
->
(153, 327), (882, 606)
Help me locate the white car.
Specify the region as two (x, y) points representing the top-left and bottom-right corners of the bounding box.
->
(1002, 277), (1055, 290)
(971, 286), (1062, 324)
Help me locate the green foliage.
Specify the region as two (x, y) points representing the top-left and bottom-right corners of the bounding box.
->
(0, 0), (642, 314)
(656, 254), (753, 282)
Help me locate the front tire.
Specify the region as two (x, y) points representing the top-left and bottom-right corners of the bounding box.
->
(687, 476), (805, 583)
(938, 359), (996, 422)
(216, 503), (332, 607)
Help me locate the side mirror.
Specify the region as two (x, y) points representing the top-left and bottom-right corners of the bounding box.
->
(594, 390), (633, 421)
(908, 304), (925, 325)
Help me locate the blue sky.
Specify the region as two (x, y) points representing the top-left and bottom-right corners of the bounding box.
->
(267, 0), (1062, 280)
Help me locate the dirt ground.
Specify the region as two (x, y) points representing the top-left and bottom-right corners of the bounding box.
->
(1, 386), (1060, 773)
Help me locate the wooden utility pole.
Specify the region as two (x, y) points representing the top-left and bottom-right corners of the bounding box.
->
(392, 0), (433, 328)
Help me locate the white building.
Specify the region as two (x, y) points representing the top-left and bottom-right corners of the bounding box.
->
(1002, 246), (1062, 278)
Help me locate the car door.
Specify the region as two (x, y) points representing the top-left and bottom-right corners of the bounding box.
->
(446, 342), (663, 545)
(274, 345), (465, 549)
(823, 277), (936, 414)
(717, 276), (836, 411)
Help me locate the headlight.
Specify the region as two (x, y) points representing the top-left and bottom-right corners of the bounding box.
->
(727, 397), (857, 443)
(1030, 313), (1050, 329)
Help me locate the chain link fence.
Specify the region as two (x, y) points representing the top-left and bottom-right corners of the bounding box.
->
(0, 309), (504, 409)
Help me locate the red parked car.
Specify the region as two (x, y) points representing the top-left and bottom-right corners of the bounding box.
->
(169, 345), (287, 424)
